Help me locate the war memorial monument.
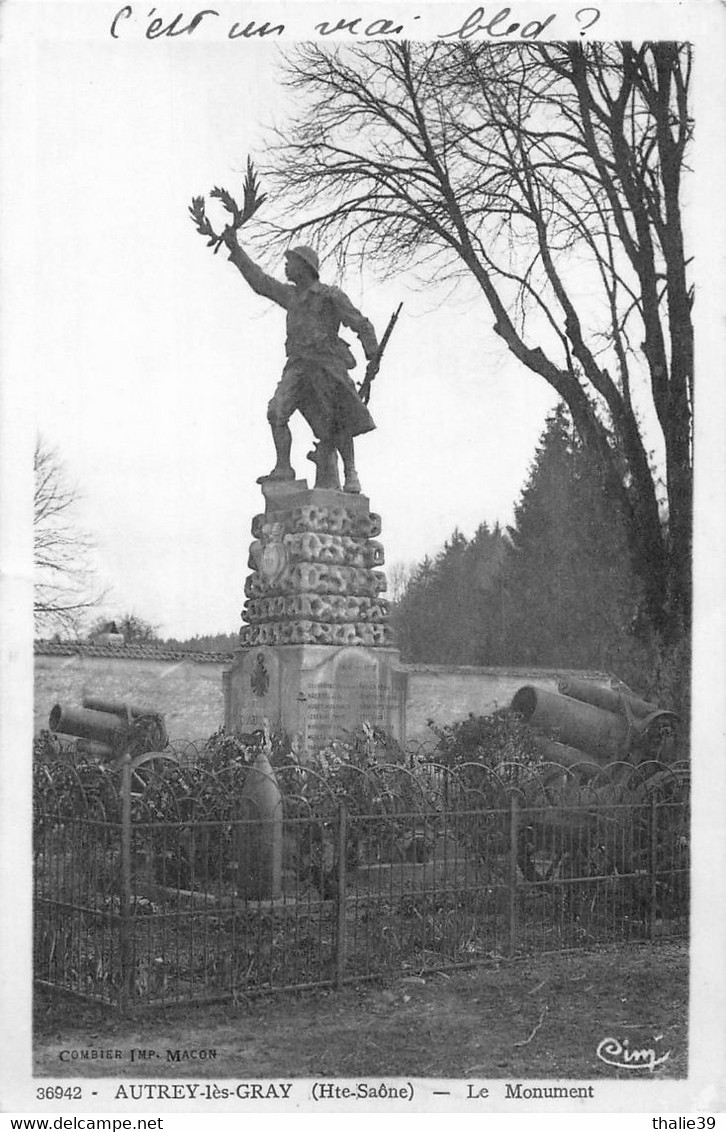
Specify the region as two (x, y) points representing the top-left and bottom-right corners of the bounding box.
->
(190, 166), (406, 753)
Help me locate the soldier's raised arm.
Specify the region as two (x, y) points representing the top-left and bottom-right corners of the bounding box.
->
(223, 229), (292, 309)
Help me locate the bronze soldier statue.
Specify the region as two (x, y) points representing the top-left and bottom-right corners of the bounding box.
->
(223, 231), (379, 494)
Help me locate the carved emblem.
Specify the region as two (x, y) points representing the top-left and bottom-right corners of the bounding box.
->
(259, 521), (288, 584)
(250, 653), (270, 697)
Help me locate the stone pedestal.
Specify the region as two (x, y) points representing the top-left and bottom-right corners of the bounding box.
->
(224, 479), (407, 752)
(225, 642), (406, 752)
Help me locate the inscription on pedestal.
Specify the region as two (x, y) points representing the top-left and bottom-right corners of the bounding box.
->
(225, 644), (405, 754)
(301, 649), (403, 751)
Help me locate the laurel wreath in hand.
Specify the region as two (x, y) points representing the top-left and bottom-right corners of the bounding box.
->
(189, 157), (266, 254)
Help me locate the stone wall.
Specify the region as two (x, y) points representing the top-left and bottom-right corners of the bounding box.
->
(34, 643), (607, 747)
(34, 643), (229, 743)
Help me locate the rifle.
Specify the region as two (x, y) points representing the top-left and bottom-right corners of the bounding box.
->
(358, 302), (403, 405)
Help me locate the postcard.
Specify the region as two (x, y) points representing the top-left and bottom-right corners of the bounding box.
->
(1, 0), (724, 1121)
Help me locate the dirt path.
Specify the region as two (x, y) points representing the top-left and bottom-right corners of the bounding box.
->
(34, 942), (687, 1079)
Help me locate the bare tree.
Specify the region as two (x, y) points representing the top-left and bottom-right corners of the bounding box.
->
(263, 42), (692, 638)
(34, 439), (102, 635)
(387, 561), (413, 605)
(87, 612), (160, 643)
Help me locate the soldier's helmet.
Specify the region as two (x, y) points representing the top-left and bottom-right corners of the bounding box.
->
(285, 245), (320, 278)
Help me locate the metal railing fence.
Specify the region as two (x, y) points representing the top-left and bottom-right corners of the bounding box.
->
(34, 751), (689, 1010)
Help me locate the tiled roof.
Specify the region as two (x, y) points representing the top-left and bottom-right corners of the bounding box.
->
(403, 664), (609, 678)
(34, 640), (234, 664)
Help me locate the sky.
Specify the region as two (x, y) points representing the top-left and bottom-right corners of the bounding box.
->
(17, 24), (565, 639)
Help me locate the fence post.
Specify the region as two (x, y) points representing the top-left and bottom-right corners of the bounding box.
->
(119, 754), (133, 1010)
(648, 795), (659, 938)
(508, 792), (520, 956)
(335, 802), (348, 989)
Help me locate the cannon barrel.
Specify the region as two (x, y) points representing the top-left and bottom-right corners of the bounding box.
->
(49, 704), (128, 745)
(510, 685), (630, 762)
(557, 677), (660, 720)
(49, 700), (168, 757)
(82, 696), (159, 720)
(532, 736), (604, 778)
(76, 739), (116, 759)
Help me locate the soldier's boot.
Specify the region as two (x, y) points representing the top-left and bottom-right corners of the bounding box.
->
(307, 440), (340, 490)
(264, 424), (296, 481)
(337, 437), (361, 494)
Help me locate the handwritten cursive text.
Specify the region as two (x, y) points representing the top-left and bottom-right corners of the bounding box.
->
(437, 6), (558, 40)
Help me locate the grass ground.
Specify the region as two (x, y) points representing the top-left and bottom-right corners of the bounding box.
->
(34, 941), (687, 1079)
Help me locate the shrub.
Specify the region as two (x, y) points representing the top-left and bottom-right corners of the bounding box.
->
(426, 710), (542, 771)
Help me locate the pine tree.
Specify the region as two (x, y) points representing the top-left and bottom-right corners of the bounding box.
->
(394, 405), (644, 671)
(502, 405), (641, 669)
(392, 525), (508, 664)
